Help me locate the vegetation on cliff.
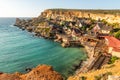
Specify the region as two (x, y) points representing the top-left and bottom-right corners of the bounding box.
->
(47, 9), (120, 15)
(108, 56), (119, 64)
(110, 28), (120, 39)
(68, 59), (120, 80)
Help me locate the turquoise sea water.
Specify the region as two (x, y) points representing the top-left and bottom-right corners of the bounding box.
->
(0, 18), (86, 77)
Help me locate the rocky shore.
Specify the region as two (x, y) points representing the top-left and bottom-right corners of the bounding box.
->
(0, 65), (63, 80)
(13, 9), (120, 80)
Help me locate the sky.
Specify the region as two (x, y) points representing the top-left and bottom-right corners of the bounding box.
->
(0, 0), (120, 17)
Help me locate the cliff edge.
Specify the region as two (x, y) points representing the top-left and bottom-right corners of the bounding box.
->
(0, 65), (63, 80)
(40, 9), (120, 23)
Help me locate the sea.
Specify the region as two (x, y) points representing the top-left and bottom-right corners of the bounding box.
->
(0, 18), (86, 78)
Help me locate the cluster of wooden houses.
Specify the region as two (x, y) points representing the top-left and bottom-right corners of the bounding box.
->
(93, 23), (120, 58)
(38, 18), (120, 57)
(35, 17), (120, 57)
(15, 18), (120, 57)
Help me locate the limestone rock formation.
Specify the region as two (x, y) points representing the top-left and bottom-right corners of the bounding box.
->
(0, 65), (63, 80)
(40, 9), (120, 23)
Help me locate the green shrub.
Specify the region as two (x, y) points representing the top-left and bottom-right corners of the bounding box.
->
(105, 72), (112, 75)
(94, 72), (112, 80)
(101, 19), (108, 24)
(108, 56), (119, 64)
(81, 26), (87, 31)
(106, 64), (115, 68)
(89, 25), (94, 30)
(112, 23), (120, 28)
(94, 75), (102, 80)
(114, 30), (120, 39)
(79, 76), (87, 80)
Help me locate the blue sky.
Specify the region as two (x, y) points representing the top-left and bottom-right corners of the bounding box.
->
(0, 0), (120, 17)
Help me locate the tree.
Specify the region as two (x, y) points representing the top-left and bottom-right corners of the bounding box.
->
(115, 30), (120, 39)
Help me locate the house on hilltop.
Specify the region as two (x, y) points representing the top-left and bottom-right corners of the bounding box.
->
(93, 22), (112, 35)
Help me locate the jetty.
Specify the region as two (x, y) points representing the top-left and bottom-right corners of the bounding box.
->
(55, 34), (81, 47)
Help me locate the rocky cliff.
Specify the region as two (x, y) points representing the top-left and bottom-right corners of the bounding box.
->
(13, 9), (120, 80)
(40, 9), (120, 24)
(14, 9), (120, 32)
(0, 65), (63, 80)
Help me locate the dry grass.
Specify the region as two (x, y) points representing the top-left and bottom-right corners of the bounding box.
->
(68, 60), (120, 80)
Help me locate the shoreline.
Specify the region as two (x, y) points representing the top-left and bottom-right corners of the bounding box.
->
(35, 28), (87, 73)
(14, 20), (101, 74)
(13, 11), (113, 79)
(14, 24), (92, 77)
(14, 24), (88, 78)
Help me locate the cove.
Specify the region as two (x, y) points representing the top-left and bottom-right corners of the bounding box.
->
(0, 18), (86, 77)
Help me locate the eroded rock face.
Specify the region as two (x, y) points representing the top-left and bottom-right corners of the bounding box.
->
(0, 65), (63, 80)
(0, 73), (22, 80)
(40, 9), (120, 23)
(15, 9), (120, 31)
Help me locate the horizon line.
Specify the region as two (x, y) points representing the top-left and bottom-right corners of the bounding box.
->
(1, 8), (120, 17)
(0, 16), (36, 18)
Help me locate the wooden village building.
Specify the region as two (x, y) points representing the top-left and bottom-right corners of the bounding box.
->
(92, 22), (112, 36)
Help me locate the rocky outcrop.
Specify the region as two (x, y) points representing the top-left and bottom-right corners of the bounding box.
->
(14, 18), (30, 30)
(0, 65), (63, 80)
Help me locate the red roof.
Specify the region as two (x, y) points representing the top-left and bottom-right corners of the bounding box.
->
(113, 48), (120, 52)
(104, 36), (120, 48)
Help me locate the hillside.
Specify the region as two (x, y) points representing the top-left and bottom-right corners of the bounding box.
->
(13, 9), (120, 80)
(46, 9), (120, 15)
(68, 59), (120, 80)
(40, 9), (120, 24)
